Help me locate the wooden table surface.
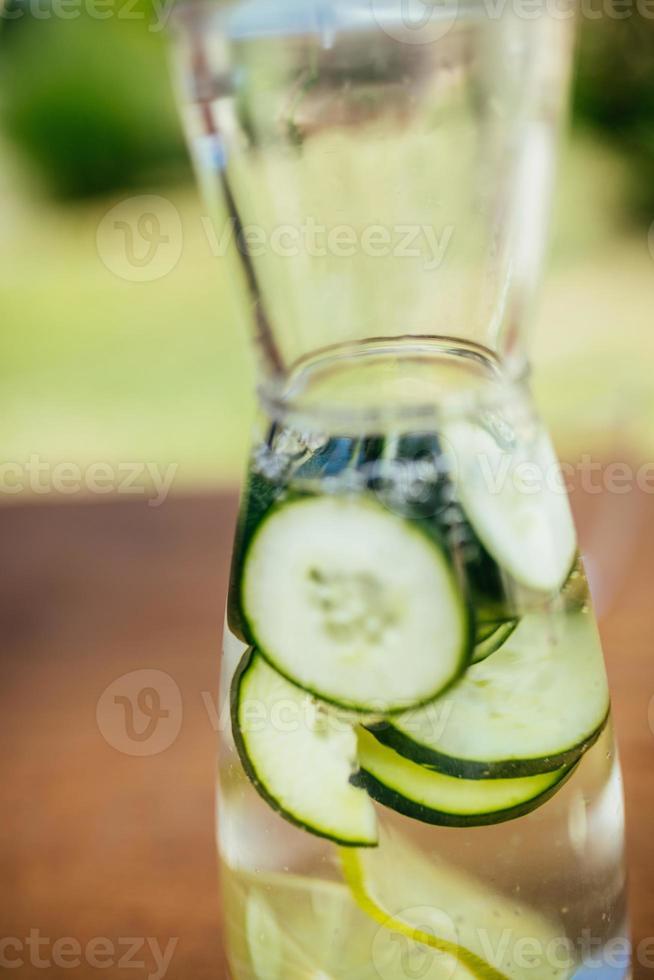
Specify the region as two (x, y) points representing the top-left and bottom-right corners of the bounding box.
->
(1, 484), (653, 979)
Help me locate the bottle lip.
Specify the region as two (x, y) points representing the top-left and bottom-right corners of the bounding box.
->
(257, 337), (532, 435)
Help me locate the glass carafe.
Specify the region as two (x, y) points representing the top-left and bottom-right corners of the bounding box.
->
(171, 4), (630, 978)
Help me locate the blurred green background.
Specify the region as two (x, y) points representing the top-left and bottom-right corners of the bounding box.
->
(0, 2), (653, 497)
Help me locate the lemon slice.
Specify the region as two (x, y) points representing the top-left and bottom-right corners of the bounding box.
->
(343, 826), (576, 980)
(221, 826), (575, 980)
(340, 847), (506, 980)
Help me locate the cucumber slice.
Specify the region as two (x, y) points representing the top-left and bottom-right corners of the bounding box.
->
(241, 495), (472, 714)
(371, 612), (609, 778)
(231, 650), (378, 847)
(228, 470), (284, 642)
(475, 619), (504, 643)
(347, 429), (516, 623)
(355, 728), (572, 827)
(393, 431), (516, 618)
(444, 420), (577, 594)
(472, 619), (518, 664)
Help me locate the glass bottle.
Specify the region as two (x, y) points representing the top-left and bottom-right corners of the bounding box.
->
(171, 4), (630, 978)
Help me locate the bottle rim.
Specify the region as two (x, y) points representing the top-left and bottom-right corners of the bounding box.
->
(257, 336), (531, 434)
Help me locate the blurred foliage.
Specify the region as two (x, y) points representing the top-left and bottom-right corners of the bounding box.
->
(0, 2), (190, 199)
(574, 11), (654, 219)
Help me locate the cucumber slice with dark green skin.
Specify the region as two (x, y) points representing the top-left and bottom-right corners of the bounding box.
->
(355, 729), (573, 827)
(371, 432), (517, 622)
(444, 420), (577, 594)
(332, 430), (515, 625)
(231, 649), (378, 847)
(395, 433), (512, 606)
(227, 470), (284, 642)
(369, 612), (610, 778)
(475, 619), (504, 643)
(228, 442), (397, 646)
(472, 618), (519, 664)
(241, 495), (473, 714)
